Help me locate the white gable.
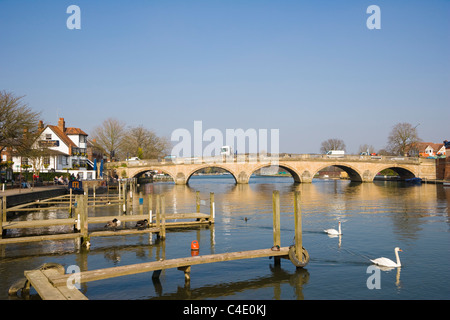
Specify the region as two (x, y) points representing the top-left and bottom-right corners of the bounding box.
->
(39, 127), (70, 155)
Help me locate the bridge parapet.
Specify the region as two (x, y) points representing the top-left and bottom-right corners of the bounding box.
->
(108, 154), (430, 168)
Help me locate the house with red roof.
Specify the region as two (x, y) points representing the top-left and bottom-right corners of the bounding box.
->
(408, 142), (446, 158)
(11, 118), (97, 180)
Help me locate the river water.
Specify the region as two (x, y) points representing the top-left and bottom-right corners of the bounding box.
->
(1, 176), (449, 300)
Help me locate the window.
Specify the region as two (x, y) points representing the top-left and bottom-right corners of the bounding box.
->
(46, 134), (52, 140)
(80, 135), (87, 143)
(58, 156), (68, 166)
(44, 157), (50, 165)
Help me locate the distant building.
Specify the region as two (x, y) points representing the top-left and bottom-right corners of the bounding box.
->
(408, 142), (446, 157)
(444, 141), (450, 182)
(11, 118), (99, 180)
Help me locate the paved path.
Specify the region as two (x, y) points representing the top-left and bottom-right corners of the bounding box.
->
(0, 185), (67, 198)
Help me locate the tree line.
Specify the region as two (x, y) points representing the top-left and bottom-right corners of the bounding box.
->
(90, 118), (170, 161)
(320, 123), (422, 156)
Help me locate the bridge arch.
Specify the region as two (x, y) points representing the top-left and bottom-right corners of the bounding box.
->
(312, 163), (364, 182)
(375, 165), (416, 180)
(129, 168), (176, 182)
(249, 163), (302, 183)
(185, 164), (239, 184)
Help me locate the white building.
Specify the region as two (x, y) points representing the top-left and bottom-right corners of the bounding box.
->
(12, 118), (97, 180)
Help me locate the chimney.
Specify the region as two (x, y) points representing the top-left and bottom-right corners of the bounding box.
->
(58, 118), (65, 132)
(38, 120), (44, 130)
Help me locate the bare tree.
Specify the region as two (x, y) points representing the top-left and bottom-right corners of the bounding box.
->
(320, 138), (346, 154)
(121, 125), (170, 160)
(387, 122), (421, 156)
(0, 91), (41, 157)
(377, 148), (394, 156)
(91, 118), (126, 161)
(16, 130), (51, 186)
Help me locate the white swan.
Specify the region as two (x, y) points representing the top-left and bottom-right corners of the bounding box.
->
(370, 247), (403, 268)
(324, 221), (342, 235)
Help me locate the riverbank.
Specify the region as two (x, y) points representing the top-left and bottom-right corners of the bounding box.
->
(1, 185), (68, 208)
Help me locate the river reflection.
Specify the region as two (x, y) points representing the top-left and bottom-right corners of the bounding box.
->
(1, 177), (449, 300)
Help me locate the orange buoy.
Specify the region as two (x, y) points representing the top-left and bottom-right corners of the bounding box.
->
(191, 240), (199, 251)
(191, 250), (199, 257)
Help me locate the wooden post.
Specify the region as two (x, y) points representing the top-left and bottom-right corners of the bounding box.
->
(122, 182), (127, 215)
(75, 195), (81, 231)
(272, 190), (281, 266)
(196, 191), (200, 213)
(80, 194), (89, 247)
(294, 191), (303, 262)
(272, 191), (281, 247)
(0, 196), (4, 239)
(160, 195), (166, 240)
(155, 194), (160, 234)
(118, 180), (121, 201)
(128, 189), (133, 214)
(2, 196), (6, 223)
(178, 266), (191, 286)
(69, 188), (73, 217)
(209, 192), (215, 223)
(148, 194), (153, 226)
(93, 185), (96, 206)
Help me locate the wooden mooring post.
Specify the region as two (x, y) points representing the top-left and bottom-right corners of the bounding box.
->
(294, 191), (302, 262)
(196, 191), (200, 213)
(289, 190), (309, 268)
(160, 194), (166, 240)
(148, 193), (153, 224)
(272, 190), (309, 268)
(75, 194), (89, 247)
(209, 192), (215, 223)
(272, 191), (281, 265)
(1, 196), (5, 239)
(68, 188), (73, 217)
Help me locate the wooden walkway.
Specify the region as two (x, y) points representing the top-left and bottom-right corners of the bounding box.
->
(13, 247), (290, 300)
(1, 191), (215, 245)
(51, 247), (290, 286)
(9, 190), (310, 300)
(24, 268), (88, 300)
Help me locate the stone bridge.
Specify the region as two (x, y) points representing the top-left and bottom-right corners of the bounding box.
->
(108, 154), (437, 185)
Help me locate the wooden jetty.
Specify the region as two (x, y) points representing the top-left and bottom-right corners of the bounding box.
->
(9, 190), (309, 300)
(0, 190), (215, 246)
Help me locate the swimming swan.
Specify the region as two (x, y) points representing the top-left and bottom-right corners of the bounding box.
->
(370, 247), (403, 268)
(324, 221), (342, 235)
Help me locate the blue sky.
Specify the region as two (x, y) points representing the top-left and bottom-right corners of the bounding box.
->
(1, 0), (449, 154)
